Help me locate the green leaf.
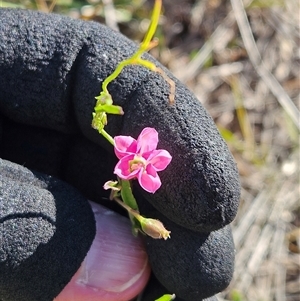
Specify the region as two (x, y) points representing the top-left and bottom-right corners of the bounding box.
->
(155, 294), (176, 301)
(95, 104), (124, 115)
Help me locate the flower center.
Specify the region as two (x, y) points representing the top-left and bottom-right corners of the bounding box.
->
(129, 155), (147, 172)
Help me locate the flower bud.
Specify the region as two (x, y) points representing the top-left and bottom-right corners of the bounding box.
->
(140, 217), (171, 240)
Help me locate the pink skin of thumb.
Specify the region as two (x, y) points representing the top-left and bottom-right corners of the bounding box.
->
(54, 202), (151, 301)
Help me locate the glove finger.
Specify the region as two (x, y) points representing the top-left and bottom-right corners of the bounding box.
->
(1, 118), (125, 214)
(0, 8), (240, 233)
(121, 75), (240, 232)
(0, 8), (149, 136)
(136, 199), (234, 300)
(0, 159), (95, 301)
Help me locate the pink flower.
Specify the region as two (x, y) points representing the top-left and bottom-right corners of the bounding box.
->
(113, 127), (172, 193)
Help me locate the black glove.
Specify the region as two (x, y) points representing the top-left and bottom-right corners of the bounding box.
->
(0, 8), (240, 301)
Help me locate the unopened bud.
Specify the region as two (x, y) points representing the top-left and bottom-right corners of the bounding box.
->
(140, 217), (171, 240)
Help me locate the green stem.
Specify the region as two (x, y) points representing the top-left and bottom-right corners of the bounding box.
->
(100, 0), (161, 94)
(114, 197), (138, 217)
(139, 0), (162, 52)
(100, 129), (114, 145)
(102, 59), (131, 94)
(120, 179), (138, 210)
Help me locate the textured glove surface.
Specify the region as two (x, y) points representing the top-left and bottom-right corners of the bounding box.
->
(0, 8), (240, 301)
(0, 159), (96, 301)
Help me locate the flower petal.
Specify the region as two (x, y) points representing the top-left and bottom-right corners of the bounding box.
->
(137, 127), (158, 154)
(114, 155), (140, 180)
(138, 165), (161, 193)
(147, 149), (172, 171)
(114, 135), (137, 159)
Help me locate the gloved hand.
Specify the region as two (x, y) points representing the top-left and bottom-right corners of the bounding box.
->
(0, 8), (240, 301)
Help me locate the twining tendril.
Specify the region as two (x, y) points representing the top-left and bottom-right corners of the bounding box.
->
(91, 0), (175, 138)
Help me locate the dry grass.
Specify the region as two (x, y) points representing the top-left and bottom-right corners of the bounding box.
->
(2, 0), (299, 300)
(128, 1), (300, 300)
(156, 1), (300, 300)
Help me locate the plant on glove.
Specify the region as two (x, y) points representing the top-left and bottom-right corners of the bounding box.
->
(92, 1), (175, 299)
(92, 0), (174, 242)
(103, 127), (172, 240)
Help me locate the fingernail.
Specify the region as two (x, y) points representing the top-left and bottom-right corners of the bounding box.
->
(55, 202), (150, 301)
(77, 202), (149, 291)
